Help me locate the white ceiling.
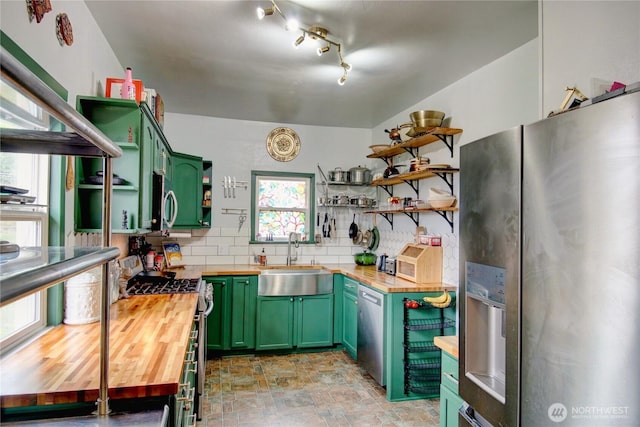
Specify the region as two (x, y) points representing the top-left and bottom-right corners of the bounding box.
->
(85, 0), (538, 129)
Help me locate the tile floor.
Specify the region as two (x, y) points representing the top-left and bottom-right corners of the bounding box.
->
(197, 350), (440, 427)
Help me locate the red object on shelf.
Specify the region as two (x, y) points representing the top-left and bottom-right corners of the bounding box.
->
(106, 76), (144, 104)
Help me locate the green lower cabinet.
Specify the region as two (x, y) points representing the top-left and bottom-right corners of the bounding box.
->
(440, 383), (464, 427)
(256, 294), (334, 350)
(206, 275), (257, 351)
(385, 291), (456, 401)
(342, 277), (359, 360)
(440, 351), (464, 427)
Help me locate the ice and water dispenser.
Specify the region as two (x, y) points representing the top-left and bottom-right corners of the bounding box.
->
(464, 262), (506, 404)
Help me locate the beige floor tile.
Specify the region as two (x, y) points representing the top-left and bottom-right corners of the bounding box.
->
(197, 350), (440, 427)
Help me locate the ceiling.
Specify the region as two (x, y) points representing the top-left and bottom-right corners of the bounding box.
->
(85, 0), (538, 129)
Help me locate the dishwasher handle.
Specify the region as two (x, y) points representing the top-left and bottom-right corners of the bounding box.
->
(359, 289), (382, 306)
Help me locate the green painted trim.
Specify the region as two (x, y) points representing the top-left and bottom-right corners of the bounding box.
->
(250, 170), (315, 241)
(0, 30), (67, 100)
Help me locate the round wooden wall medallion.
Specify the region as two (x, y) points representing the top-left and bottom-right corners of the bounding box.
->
(266, 127), (300, 162)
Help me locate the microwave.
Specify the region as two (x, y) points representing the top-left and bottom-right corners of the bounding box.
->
(151, 172), (178, 231)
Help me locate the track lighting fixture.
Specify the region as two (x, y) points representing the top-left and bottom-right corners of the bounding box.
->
(256, 0), (352, 85)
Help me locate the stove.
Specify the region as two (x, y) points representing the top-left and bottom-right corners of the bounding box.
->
(126, 272), (201, 295)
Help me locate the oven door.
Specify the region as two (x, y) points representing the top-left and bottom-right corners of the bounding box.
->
(152, 173), (178, 231)
(196, 280), (213, 419)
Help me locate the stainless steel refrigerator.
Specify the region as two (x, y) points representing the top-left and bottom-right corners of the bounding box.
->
(458, 89), (640, 426)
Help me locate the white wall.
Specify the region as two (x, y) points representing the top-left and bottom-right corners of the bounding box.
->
(159, 114), (372, 266)
(1, 1), (122, 104)
(540, 0), (640, 115)
(370, 39), (540, 285)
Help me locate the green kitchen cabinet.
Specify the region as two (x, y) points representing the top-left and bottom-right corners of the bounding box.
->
(229, 276), (257, 348)
(201, 160), (212, 227)
(75, 97), (144, 233)
(440, 351), (464, 427)
(139, 104), (164, 229)
(172, 152), (203, 229)
(342, 276), (359, 360)
(385, 291), (456, 401)
(256, 294), (334, 350)
(206, 275), (257, 351)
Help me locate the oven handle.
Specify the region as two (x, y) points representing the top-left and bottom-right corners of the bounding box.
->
(203, 282), (214, 316)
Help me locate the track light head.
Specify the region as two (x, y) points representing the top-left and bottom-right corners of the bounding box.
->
(341, 62), (352, 72)
(293, 34), (305, 48)
(338, 74), (347, 86)
(317, 45), (330, 56)
(256, 6), (274, 20)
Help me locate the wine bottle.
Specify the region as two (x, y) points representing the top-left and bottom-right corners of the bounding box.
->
(120, 67), (136, 100)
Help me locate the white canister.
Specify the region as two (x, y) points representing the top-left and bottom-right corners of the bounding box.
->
(64, 271), (101, 324)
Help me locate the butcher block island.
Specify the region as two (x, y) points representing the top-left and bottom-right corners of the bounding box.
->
(0, 293), (198, 409)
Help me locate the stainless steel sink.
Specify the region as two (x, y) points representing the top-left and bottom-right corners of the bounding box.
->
(258, 269), (333, 296)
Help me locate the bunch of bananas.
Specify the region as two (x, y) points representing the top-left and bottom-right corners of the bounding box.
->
(423, 291), (451, 308)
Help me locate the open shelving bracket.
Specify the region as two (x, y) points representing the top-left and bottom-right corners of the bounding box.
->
(402, 211), (420, 228)
(379, 212), (394, 228)
(436, 134), (455, 158)
(433, 171), (455, 194)
(403, 179), (419, 196)
(435, 209), (455, 232)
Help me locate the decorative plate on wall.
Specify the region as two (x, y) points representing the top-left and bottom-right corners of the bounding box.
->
(266, 127), (300, 162)
(56, 13), (74, 46)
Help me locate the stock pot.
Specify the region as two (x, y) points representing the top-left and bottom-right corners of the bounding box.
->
(349, 165), (371, 184)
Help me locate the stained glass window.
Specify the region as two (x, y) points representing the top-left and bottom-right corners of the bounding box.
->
(252, 172), (315, 241)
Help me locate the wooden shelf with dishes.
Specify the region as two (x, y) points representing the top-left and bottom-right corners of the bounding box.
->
(365, 127), (463, 232)
(366, 127), (463, 160)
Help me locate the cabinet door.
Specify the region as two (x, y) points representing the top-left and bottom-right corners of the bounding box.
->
(342, 290), (358, 359)
(206, 277), (230, 351)
(139, 109), (156, 229)
(296, 294), (334, 348)
(229, 276), (257, 349)
(256, 296), (294, 350)
(172, 152), (204, 229)
(440, 383), (464, 427)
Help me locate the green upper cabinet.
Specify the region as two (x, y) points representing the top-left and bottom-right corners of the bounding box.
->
(74, 96), (206, 232)
(139, 105), (160, 229)
(201, 160), (212, 227)
(172, 151), (203, 229)
(75, 97), (143, 233)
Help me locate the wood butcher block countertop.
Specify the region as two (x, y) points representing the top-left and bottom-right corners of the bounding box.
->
(0, 293), (198, 408)
(434, 335), (459, 358)
(177, 264), (457, 293)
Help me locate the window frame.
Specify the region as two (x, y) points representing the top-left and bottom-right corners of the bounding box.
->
(250, 170), (315, 243)
(0, 31), (67, 352)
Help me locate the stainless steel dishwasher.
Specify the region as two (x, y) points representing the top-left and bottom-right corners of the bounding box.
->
(357, 285), (385, 386)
